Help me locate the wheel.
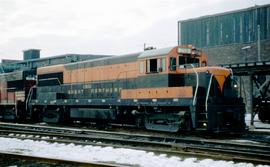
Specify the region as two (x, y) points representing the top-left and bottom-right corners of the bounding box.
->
(42, 107), (61, 123)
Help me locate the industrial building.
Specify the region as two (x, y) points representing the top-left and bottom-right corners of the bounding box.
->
(178, 4), (270, 65)
(0, 49), (111, 74)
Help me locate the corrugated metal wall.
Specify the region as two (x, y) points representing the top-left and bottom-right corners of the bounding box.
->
(178, 4), (270, 47)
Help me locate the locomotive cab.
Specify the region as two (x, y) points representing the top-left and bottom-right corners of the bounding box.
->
(136, 45), (245, 132)
(165, 46), (246, 132)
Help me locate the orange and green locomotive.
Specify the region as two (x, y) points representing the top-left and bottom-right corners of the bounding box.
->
(28, 45), (245, 132)
(1, 45), (246, 132)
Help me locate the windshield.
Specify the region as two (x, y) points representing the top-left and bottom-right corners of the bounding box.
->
(179, 56), (199, 68)
(222, 76), (238, 98)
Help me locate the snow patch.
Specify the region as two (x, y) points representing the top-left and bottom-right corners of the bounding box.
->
(245, 114), (270, 130)
(0, 137), (268, 167)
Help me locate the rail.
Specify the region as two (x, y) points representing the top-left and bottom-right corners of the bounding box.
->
(0, 122), (269, 165)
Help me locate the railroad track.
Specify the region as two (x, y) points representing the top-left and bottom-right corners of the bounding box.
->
(0, 122), (269, 165)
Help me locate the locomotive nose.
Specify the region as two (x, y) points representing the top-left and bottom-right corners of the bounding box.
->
(207, 99), (246, 132)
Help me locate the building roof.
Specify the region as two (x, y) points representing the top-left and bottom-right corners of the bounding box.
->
(179, 4), (270, 23)
(0, 53), (112, 73)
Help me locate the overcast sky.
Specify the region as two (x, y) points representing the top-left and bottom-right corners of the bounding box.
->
(0, 0), (269, 60)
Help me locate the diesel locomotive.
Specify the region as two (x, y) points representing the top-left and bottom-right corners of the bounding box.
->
(0, 45), (246, 132)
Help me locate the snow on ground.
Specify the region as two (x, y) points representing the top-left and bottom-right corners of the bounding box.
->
(245, 114), (270, 130)
(0, 137), (268, 167)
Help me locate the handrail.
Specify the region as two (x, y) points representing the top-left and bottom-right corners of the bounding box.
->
(229, 68), (233, 78)
(25, 85), (36, 112)
(39, 78), (62, 85)
(190, 64), (199, 106)
(205, 74), (214, 112)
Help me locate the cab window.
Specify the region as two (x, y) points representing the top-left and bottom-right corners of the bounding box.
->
(161, 58), (166, 72)
(170, 57), (176, 71)
(147, 59), (157, 73)
(145, 57), (167, 73)
(201, 61), (207, 67)
(139, 61), (144, 74)
(146, 59), (158, 73)
(179, 56), (199, 67)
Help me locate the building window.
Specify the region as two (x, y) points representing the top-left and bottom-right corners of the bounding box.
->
(220, 23), (223, 44)
(240, 17), (243, 42)
(206, 23), (210, 45)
